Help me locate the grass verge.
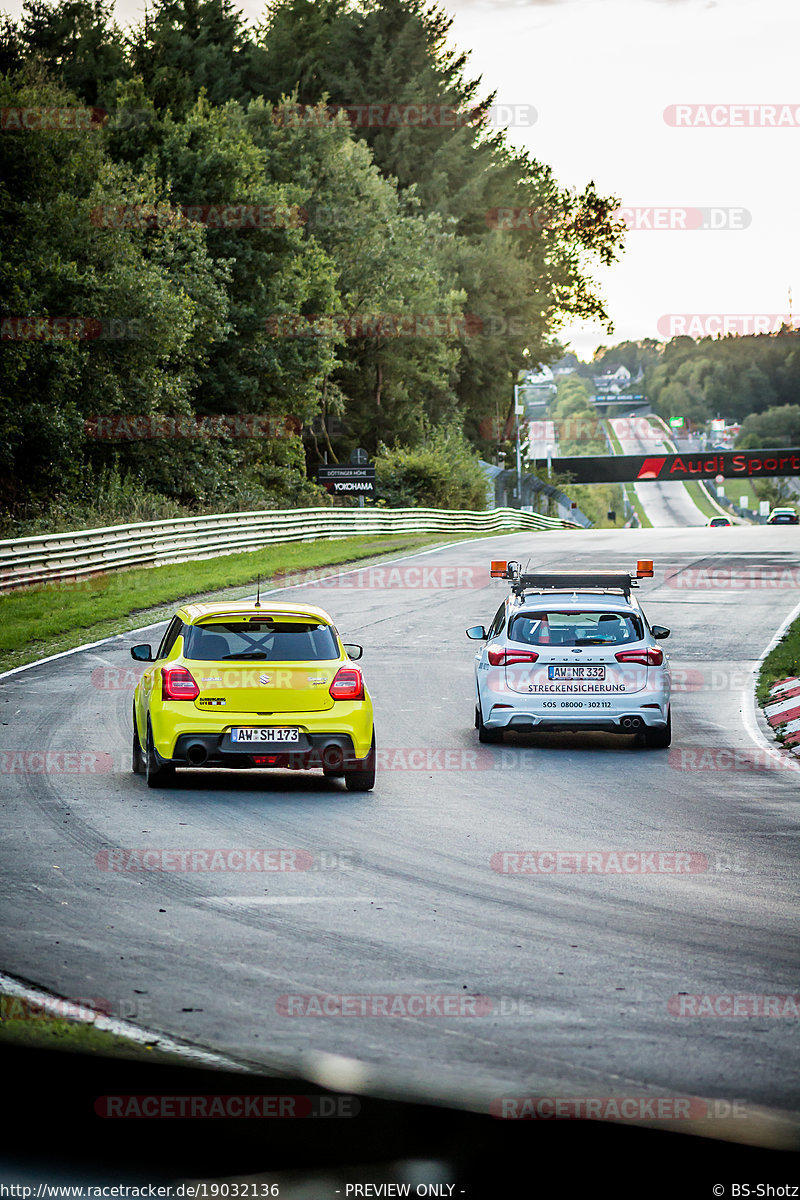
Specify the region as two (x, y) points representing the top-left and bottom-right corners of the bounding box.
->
(0, 996), (186, 1064)
(560, 482), (624, 529)
(683, 480), (721, 521)
(756, 615), (800, 708)
(623, 484), (653, 528)
(0, 532), (485, 673)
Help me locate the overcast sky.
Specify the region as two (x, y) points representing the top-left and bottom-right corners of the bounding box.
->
(5, 0), (796, 361)
(441, 0), (799, 359)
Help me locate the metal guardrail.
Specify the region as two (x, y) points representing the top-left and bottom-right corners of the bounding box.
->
(483, 469), (593, 528)
(0, 506), (582, 591)
(712, 492), (764, 524)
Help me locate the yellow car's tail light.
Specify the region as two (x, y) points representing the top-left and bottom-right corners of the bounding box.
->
(162, 665), (200, 701)
(329, 666), (364, 701)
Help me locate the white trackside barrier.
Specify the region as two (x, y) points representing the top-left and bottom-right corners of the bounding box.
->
(0, 506), (582, 591)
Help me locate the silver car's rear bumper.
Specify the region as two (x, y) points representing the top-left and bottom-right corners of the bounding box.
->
(484, 704), (669, 734)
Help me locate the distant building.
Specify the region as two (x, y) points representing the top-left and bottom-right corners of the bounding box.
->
(593, 363), (632, 394)
(522, 364), (557, 389)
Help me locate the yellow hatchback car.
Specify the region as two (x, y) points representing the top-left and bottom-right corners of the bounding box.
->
(131, 601), (375, 791)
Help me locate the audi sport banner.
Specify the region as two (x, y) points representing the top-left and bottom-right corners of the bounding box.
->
(550, 448), (800, 484)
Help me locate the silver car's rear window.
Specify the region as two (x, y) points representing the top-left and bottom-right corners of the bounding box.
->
(183, 621), (339, 662)
(509, 611), (644, 647)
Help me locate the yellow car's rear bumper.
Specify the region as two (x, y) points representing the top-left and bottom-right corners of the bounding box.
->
(148, 697), (374, 763)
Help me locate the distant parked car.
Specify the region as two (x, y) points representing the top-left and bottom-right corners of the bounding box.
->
(766, 507), (799, 525)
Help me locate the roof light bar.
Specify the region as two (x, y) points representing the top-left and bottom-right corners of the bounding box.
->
(490, 560), (655, 597)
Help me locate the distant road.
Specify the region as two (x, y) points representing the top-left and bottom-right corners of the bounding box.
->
(526, 418), (558, 460)
(609, 416), (708, 526)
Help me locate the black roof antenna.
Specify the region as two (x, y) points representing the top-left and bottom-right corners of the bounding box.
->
(255, 575), (262, 608)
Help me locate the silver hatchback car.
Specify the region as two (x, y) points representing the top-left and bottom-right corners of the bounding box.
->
(467, 560), (671, 748)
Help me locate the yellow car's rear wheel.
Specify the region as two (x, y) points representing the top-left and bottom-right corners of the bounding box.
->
(146, 719), (175, 788)
(131, 709), (144, 776)
(343, 732), (376, 792)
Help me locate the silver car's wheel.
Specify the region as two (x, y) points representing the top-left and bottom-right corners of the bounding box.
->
(476, 704), (503, 744)
(641, 708), (671, 749)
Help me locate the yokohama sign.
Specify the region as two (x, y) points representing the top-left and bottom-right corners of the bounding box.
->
(550, 449), (800, 484)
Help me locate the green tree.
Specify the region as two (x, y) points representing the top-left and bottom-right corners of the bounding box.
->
(141, 96), (345, 496)
(256, 0), (624, 444)
(374, 418), (487, 508)
(737, 404), (800, 448)
(0, 72), (229, 517)
(0, 0), (129, 106)
(128, 0), (266, 119)
(247, 97), (464, 462)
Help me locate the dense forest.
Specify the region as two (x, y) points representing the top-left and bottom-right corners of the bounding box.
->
(0, 0), (624, 532)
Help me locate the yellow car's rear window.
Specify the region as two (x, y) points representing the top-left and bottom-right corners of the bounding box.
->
(184, 620), (339, 662)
